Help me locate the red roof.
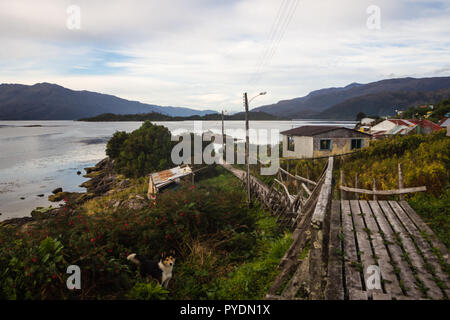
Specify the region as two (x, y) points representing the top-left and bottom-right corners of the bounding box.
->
(413, 119), (442, 132)
(389, 119), (441, 132)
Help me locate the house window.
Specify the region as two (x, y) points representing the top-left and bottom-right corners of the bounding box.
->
(319, 139), (331, 150)
(287, 136), (295, 151)
(351, 139), (363, 150)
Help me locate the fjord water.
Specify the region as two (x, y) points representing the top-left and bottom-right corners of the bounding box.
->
(0, 120), (356, 221)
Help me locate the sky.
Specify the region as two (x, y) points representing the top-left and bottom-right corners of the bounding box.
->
(1, 0), (450, 112)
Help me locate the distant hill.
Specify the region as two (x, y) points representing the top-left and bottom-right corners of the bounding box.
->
(252, 77), (450, 119)
(80, 111), (286, 122)
(0, 83), (217, 120)
(320, 88), (450, 119)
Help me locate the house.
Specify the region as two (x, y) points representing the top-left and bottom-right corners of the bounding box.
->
(280, 126), (371, 159)
(370, 119), (416, 135)
(370, 119), (442, 137)
(438, 117), (450, 128)
(412, 119), (443, 134)
(360, 117), (376, 125)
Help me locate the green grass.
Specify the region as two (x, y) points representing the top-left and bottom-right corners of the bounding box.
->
(408, 186), (450, 249)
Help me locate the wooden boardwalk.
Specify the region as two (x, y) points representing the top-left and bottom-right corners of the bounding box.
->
(325, 199), (450, 300)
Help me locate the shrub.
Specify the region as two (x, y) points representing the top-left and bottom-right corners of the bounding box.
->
(126, 282), (169, 300)
(106, 121), (175, 178)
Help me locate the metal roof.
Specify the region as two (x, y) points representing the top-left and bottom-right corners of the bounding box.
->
(280, 125), (371, 137)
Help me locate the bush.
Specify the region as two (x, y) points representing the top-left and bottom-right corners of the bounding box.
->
(126, 282), (169, 300)
(106, 121), (175, 178)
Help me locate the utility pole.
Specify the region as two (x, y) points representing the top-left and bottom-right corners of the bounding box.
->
(244, 93), (251, 206)
(221, 110), (225, 156)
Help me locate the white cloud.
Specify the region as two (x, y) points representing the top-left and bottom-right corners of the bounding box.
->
(0, 0), (449, 112)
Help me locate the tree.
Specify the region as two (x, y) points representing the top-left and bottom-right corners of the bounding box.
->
(356, 112), (366, 122)
(106, 131), (128, 159)
(106, 121), (176, 177)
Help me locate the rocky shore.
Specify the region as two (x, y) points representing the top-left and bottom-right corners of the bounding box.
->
(0, 157), (125, 228)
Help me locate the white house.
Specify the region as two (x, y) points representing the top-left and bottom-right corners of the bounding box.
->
(360, 117), (376, 125)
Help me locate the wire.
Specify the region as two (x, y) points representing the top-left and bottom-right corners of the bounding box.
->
(248, 0), (300, 85)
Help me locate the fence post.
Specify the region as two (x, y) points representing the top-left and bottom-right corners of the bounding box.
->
(354, 173), (359, 200)
(398, 162), (404, 201)
(373, 178), (377, 201)
(340, 169), (346, 200)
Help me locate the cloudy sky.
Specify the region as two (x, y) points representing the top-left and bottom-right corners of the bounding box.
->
(1, 0), (449, 112)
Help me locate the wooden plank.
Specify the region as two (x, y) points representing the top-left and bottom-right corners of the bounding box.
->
(282, 253), (310, 299)
(368, 200), (422, 298)
(350, 200), (383, 295)
(341, 200), (363, 295)
(388, 201), (449, 297)
(359, 201), (403, 297)
(378, 201), (443, 299)
(309, 228), (324, 299)
(372, 293), (392, 300)
(325, 200), (345, 300)
(311, 157), (333, 229)
(399, 200), (450, 265)
(339, 185), (427, 195)
(348, 288), (368, 300)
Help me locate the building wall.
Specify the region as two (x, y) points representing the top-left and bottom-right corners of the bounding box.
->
(282, 128), (371, 159)
(312, 128), (371, 158)
(312, 137), (370, 158)
(282, 135), (313, 158)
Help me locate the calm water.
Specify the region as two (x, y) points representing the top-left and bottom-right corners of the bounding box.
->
(0, 120), (356, 220)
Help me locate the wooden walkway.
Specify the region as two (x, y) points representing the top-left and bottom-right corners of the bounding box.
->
(326, 199), (449, 300)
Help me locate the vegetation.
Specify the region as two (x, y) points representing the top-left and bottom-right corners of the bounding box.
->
(106, 121), (175, 177)
(0, 166), (288, 299)
(398, 98), (450, 122)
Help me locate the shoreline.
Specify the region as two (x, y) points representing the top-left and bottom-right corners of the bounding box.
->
(0, 157), (116, 228)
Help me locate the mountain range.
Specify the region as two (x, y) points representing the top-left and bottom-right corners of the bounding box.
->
(0, 83), (217, 120)
(2, 77), (450, 121)
(252, 77), (450, 119)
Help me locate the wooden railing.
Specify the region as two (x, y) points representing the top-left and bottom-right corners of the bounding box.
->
(339, 163), (426, 200)
(266, 156), (334, 300)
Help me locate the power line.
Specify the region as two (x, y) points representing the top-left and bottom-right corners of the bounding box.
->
(248, 0), (300, 85)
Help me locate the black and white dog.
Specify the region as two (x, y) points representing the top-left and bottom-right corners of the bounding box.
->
(127, 250), (176, 288)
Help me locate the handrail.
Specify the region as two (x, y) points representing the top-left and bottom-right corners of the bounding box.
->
(339, 185), (426, 195)
(279, 167), (317, 186)
(310, 157), (334, 229)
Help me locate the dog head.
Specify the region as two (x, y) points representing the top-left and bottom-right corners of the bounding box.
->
(161, 250), (176, 267)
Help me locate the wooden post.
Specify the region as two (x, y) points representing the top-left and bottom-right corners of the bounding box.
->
(398, 162), (404, 201)
(294, 165), (299, 193)
(354, 173), (359, 200)
(340, 169), (346, 200)
(244, 92), (251, 206)
(372, 178), (377, 201)
(191, 172), (195, 185)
